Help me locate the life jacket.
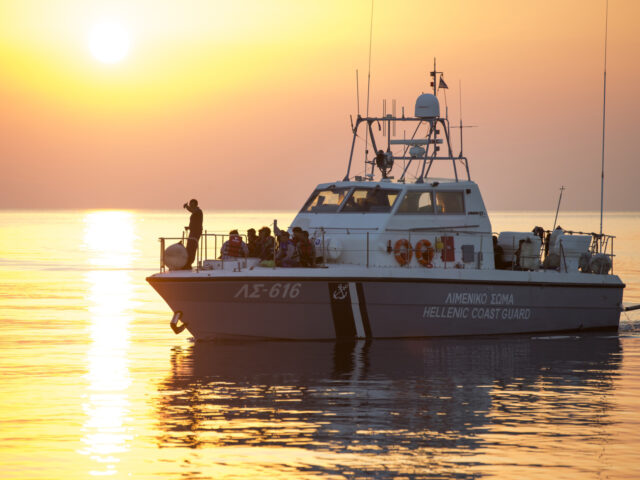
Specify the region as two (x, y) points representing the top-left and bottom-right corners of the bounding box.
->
(226, 235), (244, 257)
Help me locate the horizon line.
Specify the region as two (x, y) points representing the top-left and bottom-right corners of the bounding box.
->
(0, 208), (639, 214)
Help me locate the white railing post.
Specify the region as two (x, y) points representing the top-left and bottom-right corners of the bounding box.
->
(160, 238), (165, 272)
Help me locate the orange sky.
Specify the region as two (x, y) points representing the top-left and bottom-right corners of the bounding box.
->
(1, 0), (638, 212)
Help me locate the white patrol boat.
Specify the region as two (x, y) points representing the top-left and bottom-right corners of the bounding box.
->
(147, 66), (627, 340)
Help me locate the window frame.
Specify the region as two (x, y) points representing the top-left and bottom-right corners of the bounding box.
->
(395, 190), (436, 215)
(395, 189), (466, 215)
(300, 187), (353, 213)
(434, 190), (466, 215)
(338, 187), (401, 213)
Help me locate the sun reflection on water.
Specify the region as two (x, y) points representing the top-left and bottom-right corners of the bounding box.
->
(80, 211), (136, 476)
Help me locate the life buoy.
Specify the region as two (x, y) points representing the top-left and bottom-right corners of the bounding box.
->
(393, 239), (413, 266)
(415, 239), (435, 267)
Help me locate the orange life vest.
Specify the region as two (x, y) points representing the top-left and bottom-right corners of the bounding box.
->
(226, 235), (244, 257)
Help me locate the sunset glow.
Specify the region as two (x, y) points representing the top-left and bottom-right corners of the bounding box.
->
(88, 21), (130, 64)
(0, 1), (639, 212)
(1, 2), (639, 475)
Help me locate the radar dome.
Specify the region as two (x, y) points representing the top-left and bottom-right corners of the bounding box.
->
(415, 94), (440, 118)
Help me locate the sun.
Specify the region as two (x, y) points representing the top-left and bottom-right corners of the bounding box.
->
(88, 21), (130, 64)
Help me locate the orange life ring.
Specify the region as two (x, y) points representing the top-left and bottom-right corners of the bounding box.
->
(393, 239), (413, 266)
(415, 239), (435, 267)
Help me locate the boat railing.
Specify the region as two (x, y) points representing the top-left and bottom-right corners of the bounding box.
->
(198, 231), (252, 271)
(545, 230), (616, 274)
(159, 231), (250, 272)
(158, 228), (490, 271)
(158, 228), (616, 274)
(301, 227), (503, 270)
(159, 236), (184, 273)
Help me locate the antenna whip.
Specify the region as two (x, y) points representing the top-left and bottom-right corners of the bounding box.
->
(356, 69), (360, 117)
(553, 186), (566, 230)
(364, 0), (374, 176)
(599, 0), (609, 241)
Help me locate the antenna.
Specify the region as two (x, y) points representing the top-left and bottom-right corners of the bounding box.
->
(459, 80), (463, 155)
(553, 185), (566, 230)
(443, 88), (448, 120)
(451, 80), (477, 156)
(382, 99), (386, 136)
(432, 58), (437, 95)
(364, 0), (374, 176)
(392, 99), (396, 135)
(356, 69), (360, 116)
(599, 0), (609, 241)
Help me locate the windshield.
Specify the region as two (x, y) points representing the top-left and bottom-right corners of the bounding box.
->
(301, 188), (350, 213)
(341, 188), (400, 213)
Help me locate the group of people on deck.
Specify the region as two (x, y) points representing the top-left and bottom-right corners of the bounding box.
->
(181, 200), (317, 269)
(220, 225), (317, 267)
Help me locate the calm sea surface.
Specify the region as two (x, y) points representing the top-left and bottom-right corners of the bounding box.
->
(1, 210), (639, 479)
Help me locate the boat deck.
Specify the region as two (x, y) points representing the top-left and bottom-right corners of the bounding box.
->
(149, 263), (624, 288)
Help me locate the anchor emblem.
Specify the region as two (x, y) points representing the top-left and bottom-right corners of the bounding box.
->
(332, 283), (349, 301)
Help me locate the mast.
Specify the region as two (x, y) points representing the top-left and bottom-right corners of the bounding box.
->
(432, 57), (437, 96)
(599, 0), (609, 241)
(346, 63), (471, 183)
(364, 0), (374, 178)
(459, 80), (463, 157)
(553, 186), (566, 230)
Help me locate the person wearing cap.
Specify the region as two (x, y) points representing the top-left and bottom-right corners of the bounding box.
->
(183, 199), (203, 269)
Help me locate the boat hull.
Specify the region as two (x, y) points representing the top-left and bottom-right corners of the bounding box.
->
(147, 273), (624, 340)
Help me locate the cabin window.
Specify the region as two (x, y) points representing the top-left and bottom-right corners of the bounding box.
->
(341, 188), (399, 213)
(435, 191), (465, 214)
(301, 188), (351, 213)
(397, 191), (434, 214)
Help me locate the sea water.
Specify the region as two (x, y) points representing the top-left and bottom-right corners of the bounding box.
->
(0, 210), (639, 479)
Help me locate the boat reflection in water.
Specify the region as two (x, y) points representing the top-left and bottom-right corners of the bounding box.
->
(156, 335), (621, 478)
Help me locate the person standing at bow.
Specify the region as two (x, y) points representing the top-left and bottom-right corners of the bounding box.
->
(183, 199), (203, 270)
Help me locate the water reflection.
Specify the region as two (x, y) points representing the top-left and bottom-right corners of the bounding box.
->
(80, 212), (135, 476)
(156, 335), (621, 478)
